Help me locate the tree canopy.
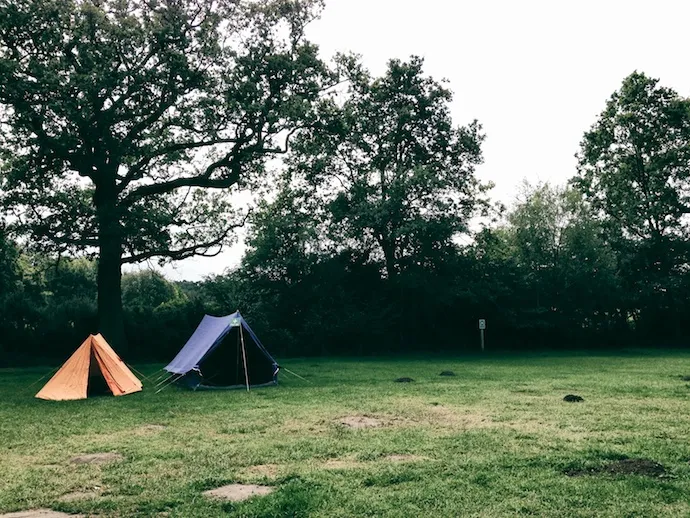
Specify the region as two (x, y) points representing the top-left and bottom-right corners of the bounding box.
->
(0, 0), (332, 347)
(288, 55), (488, 278)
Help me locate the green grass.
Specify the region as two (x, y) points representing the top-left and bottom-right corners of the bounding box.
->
(1, 351), (690, 517)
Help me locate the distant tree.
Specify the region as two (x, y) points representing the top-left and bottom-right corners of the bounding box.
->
(573, 72), (690, 336)
(242, 179), (322, 284)
(468, 182), (621, 345)
(0, 0), (331, 349)
(508, 182), (619, 323)
(122, 270), (185, 312)
(289, 55), (487, 279)
(574, 72), (690, 243)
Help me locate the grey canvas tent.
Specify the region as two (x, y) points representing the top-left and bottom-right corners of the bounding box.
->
(165, 311), (279, 390)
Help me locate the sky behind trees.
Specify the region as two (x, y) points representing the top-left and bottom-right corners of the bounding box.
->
(161, 0), (690, 281)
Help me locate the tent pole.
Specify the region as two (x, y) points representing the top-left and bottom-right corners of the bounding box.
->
(236, 328), (240, 385)
(239, 324), (250, 392)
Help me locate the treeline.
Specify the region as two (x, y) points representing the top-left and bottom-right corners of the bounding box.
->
(2, 179), (689, 365)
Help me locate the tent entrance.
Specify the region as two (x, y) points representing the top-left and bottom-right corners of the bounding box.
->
(87, 350), (111, 396)
(193, 325), (274, 388)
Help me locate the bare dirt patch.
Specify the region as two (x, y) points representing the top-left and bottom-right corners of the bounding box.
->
(384, 454), (428, 462)
(565, 458), (668, 478)
(69, 452), (123, 465)
(0, 511), (82, 518)
(338, 416), (384, 429)
(323, 459), (366, 469)
(203, 484), (274, 502)
(240, 464), (280, 478)
(389, 399), (492, 430)
(136, 424), (167, 434)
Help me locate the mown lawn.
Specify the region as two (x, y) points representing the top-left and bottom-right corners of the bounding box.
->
(1, 351), (689, 517)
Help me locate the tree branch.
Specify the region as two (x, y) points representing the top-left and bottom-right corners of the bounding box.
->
(121, 210), (250, 264)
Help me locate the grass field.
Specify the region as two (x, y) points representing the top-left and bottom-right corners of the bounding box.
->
(1, 351), (689, 517)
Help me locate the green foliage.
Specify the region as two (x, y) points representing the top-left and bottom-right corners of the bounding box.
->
(289, 55), (487, 277)
(0, 0), (331, 260)
(573, 71), (690, 340)
(575, 71), (690, 242)
(122, 270), (186, 312)
(0, 225), (19, 295)
(0, 0), (332, 347)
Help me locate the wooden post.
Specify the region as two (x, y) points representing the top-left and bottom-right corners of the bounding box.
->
(239, 324), (250, 392)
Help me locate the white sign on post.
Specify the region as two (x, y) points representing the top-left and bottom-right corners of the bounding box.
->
(478, 319), (486, 352)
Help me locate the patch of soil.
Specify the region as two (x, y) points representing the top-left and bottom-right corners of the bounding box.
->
(439, 371), (456, 377)
(0, 511), (81, 518)
(395, 377), (414, 383)
(384, 454), (428, 462)
(565, 458), (668, 478)
(137, 424), (167, 434)
(323, 459), (365, 469)
(240, 464), (280, 478)
(69, 452), (123, 465)
(563, 394), (584, 402)
(338, 416), (383, 429)
(203, 484), (274, 502)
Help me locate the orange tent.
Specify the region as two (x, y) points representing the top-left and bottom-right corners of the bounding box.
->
(36, 334), (143, 401)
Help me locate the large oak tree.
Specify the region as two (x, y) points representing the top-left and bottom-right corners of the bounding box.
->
(0, 0), (332, 348)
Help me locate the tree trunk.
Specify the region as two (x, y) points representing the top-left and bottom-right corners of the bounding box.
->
(95, 182), (127, 352)
(380, 237), (396, 280)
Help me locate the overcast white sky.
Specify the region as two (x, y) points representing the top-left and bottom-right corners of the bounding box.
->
(159, 0), (690, 281)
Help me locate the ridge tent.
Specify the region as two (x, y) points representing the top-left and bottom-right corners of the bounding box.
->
(36, 334), (143, 401)
(164, 311), (279, 390)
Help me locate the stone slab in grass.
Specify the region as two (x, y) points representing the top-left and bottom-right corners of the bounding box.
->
(203, 484), (274, 502)
(0, 510), (82, 518)
(69, 453), (123, 465)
